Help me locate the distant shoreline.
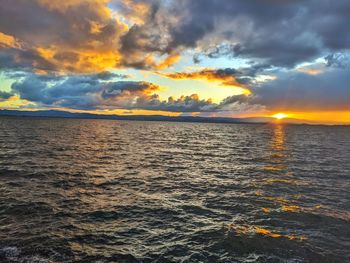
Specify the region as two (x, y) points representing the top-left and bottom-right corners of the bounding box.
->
(0, 109), (349, 126)
(0, 109), (264, 125)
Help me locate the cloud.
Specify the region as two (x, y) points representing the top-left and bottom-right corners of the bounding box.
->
(102, 90), (257, 113)
(110, 0), (153, 25)
(9, 72), (257, 113)
(133, 94), (216, 113)
(155, 54), (181, 70)
(228, 67), (350, 112)
(11, 72), (124, 109)
(0, 0), (128, 73)
(121, 0), (350, 68)
(0, 0), (349, 117)
(13, 67), (350, 114)
(0, 32), (22, 49)
(163, 68), (251, 92)
(117, 0), (182, 69)
(325, 53), (350, 69)
(0, 91), (13, 101)
(0, 0), (184, 73)
(158, 63), (350, 113)
(1, 0), (349, 73)
(182, 0), (318, 67)
(162, 65), (274, 92)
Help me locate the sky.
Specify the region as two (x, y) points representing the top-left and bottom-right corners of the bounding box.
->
(0, 0), (350, 124)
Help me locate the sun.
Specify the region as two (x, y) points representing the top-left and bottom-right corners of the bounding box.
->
(272, 113), (288, 120)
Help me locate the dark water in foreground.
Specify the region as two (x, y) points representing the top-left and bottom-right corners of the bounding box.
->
(0, 117), (349, 263)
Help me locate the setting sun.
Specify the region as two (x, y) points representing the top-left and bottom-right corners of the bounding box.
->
(273, 113), (288, 120)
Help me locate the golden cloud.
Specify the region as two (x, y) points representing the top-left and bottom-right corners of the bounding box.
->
(155, 54), (181, 70)
(163, 69), (251, 94)
(0, 32), (22, 49)
(119, 0), (152, 25)
(0, 0), (173, 73)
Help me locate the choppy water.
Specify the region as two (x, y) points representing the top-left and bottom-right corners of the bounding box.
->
(0, 117), (349, 263)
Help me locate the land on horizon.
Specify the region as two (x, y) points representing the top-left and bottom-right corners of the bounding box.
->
(1, 109), (346, 126)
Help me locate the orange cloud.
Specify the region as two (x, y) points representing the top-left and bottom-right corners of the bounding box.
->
(155, 54), (181, 70)
(0, 95), (32, 108)
(0, 0), (137, 74)
(119, 0), (152, 25)
(0, 32), (21, 49)
(0, 0), (181, 73)
(163, 69), (251, 95)
(37, 0), (110, 13)
(33, 46), (123, 74)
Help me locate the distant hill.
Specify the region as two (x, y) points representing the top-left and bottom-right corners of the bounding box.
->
(0, 109), (331, 125)
(0, 109), (273, 124)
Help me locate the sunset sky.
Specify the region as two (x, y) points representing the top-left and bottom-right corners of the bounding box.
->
(0, 0), (350, 123)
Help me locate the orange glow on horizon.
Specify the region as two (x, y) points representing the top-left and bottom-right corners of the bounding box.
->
(288, 111), (350, 124)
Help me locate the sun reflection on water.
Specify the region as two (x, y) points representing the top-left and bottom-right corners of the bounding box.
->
(262, 124), (288, 174)
(271, 124), (286, 151)
(227, 124), (309, 247)
(256, 124), (308, 240)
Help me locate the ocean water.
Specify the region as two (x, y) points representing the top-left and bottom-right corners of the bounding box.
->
(0, 117), (349, 263)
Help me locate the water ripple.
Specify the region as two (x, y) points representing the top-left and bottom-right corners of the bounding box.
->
(0, 117), (349, 262)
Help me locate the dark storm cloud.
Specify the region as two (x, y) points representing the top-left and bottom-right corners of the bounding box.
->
(310, 1), (350, 50)
(173, 0), (316, 67)
(119, 0), (350, 68)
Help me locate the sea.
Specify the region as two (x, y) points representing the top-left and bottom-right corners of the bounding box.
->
(0, 117), (349, 262)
